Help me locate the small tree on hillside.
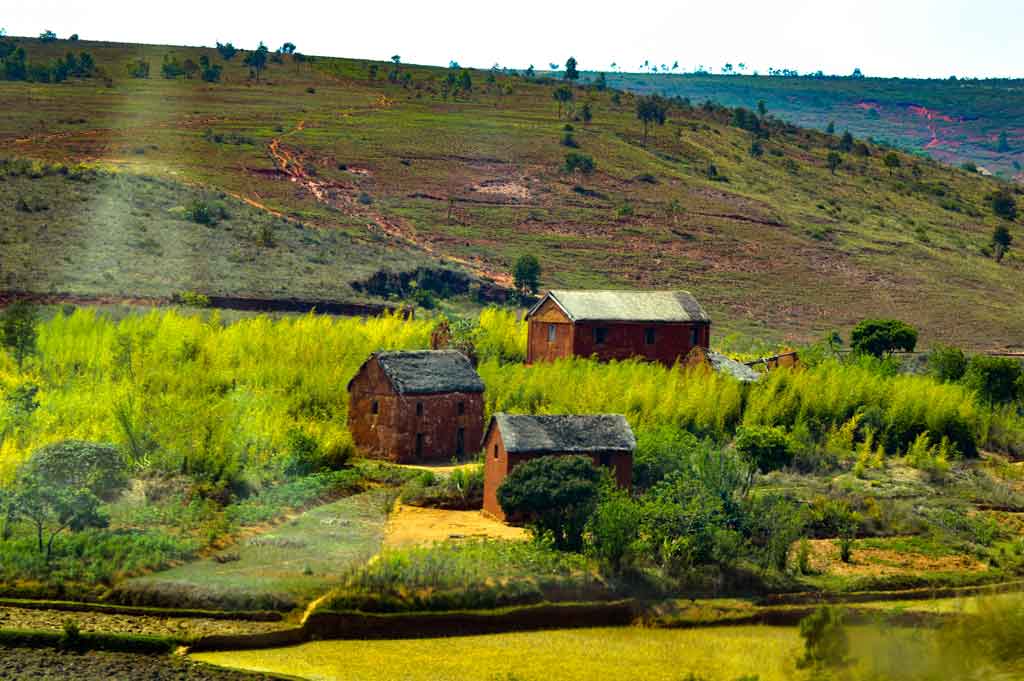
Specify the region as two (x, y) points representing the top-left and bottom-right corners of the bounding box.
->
(497, 455), (602, 551)
(883, 152), (901, 176)
(838, 131), (854, 152)
(850, 319), (918, 358)
(564, 56), (579, 81)
(964, 355), (1023, 405)
(636, 95), (667, 144)
(553, 85), (574, 118)
(733, 425), (792, 479)
(1, 301), (38, 371)
(215, 42), (237, 61)
(988, 188), (1018, 221)
(513, 255), (542, 295)
(280, 42), (297, 55)
(993, 224), (1013, 262)
(827, 151), (842, 175)
(244, 43), (269, 81)
(182, 58), (198, 79)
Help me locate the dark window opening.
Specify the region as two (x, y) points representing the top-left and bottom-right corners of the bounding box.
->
(371, 400), (379, 415)
(416, 433), (424, 458)
(599, 453), (612, 467)
(493, 444), (499, 459)
(456, 428), (465, 457)
(644, 328), (656, 345)
(458, 401), (465, 415)
(416, 402), (423, 417)
(548, 324), (557, 343)
(690, 326), (700, 346)
(594, 327), (608, 345)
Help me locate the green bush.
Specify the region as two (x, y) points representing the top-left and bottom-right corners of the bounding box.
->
(733, 425), (791, 474)
(563, 152), (595, 174)
(928, 345), (967, 382)
(850, 319), (918, 357)
(964, 355), (1022, 405)
(585, 489), (641, 573)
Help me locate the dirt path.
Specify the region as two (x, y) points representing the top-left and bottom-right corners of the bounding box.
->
(383, 503), (527, 548)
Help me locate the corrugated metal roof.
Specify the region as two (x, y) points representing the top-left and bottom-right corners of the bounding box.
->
(533, 290), (710, 323)
(373, 350), (485, 395)
(490, 413), (636, 454)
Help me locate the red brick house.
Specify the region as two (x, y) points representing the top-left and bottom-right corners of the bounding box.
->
(482, 413), (635, 521)
(525, 290), (711, 366)
(347, 350), (485, 463)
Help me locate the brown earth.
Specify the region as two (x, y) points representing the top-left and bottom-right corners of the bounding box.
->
(0, 647), (285, 680)
(0, 606), (289, 639)
(383, 503), (527, 548)
(805, 539), (989, 578)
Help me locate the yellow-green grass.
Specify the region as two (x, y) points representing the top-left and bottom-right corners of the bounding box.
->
(1, 37), (1021, 346)
(191, 625), (965, 681)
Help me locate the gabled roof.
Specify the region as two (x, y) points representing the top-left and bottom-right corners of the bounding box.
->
(707, 351), (762, 383)
(352, 350), (485, 395)
(487, 413), (636, 454)
(529, 290), (709, 323)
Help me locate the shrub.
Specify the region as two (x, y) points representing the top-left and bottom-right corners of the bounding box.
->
(560, 132), (578, 148)
(964, 355), (1022, 405)
(929, 345), (967, 382)
(176, 291), (210, 308)
(633, 426), (707, 490)
(497, 455), (602, 551)
(904, 432), (953, 481)
(733, 425), (791, 474)
(586, 489), (641, 573)
(563, 152), (595, 174)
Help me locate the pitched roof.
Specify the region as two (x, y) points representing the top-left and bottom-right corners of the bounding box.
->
(489, 413), (636, 454)
(707, 351), (762, 383)
(530, 290), (709, 323)
(360, 350), (485, 395)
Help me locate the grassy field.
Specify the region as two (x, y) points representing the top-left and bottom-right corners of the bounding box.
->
(0, 36), (1022, 345)
(114, 489), (391, 611)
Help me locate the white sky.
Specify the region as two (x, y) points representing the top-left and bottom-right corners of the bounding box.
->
(2, 0), (1020, 78)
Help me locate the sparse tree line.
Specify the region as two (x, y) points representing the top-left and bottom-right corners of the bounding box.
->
(0, 35), (97, 83)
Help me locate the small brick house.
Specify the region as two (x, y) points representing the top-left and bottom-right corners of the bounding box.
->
(526, 290), (711, 366)
(347, 350), (485, 463)
(482, 413), (636, 521)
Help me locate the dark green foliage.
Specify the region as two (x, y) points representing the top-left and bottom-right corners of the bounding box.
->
(563, 57), (579, 81)
(850, 318), (918, 357)
(992, 223), (1013, 261)
(127, 59), (149, 79)
(988, 188), (1018, 220)
(215, 42), (237, 61)
(827, 151), (842, 174)
(964, 355), (1023, 405)
(798, 606), (851, 669)
(243, 43), (269, 80)
(497, 455), (601, 551)
(636, 95), (668, 143)
(580, 102), (592, 124)
(838, 131), (854, 152)
(586, 489), (641, 573)
(928, 345), (967, 382)
(513, 254), (542, 295)
(733, 425), (791, 474)
(552, 85), (574, 118)
(633, 426), (709, 490)
(884, 152), (901, 175)
(161, 55), (184, 79)
(594, 72), (606, 91)
(560, 132), (578, 148)
(21, 441), (128, 501)
(39, 31), (57, 43)
(745, 493), (806, 571)
(1, 301), (39, 370)
(749, 139), (764, 158)
(563, 152), (595, 175)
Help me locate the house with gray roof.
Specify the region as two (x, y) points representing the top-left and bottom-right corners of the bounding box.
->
(347, 350), (485, 462)
(525, 289), (711, 366)
(482, 413), (635, 521)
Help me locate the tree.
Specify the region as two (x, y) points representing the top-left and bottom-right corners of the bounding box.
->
(391, 55), (401, 64)
(201, 63), (223, 83)
(992, 224), (1013, 262)
(928, 345), (967, 382)
(636, 95), (667, 144)
(849, 319), (918, 358)
(580, 102), (592, 124)
(838, 131), (854, 152)
(757, 99), (767, 118)
(826, 121), (835, 135)
(563, 152), (595, 175)
(733, 425), (791, 478)
(883, 152), (901, 176)
(964, 355), (1022, 405)
(586, 490), (641, 573)
(244, 43), (269, 80)
(12, 441), (128, 561)
(127, 59), (150, 79)
(524, 64), (535, 78)
(497, 455), (601, 550)
(280, 42), (297, 55)
(215, 42), (237, 61)
(39, 30), (57, 42)
(513, 254), (541, 295)
(1, 301), (38, 370)
(552, 85), (574, 118)
(182, 58), (198, 79)
(594, 72), (606, 91)
(827, 151), (842, 175)
(564, 56), (579, 81)
(457, 69), (472, 93)
(988, 188), (1017, 221)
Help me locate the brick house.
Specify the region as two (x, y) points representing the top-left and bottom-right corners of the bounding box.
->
(482, 413), (636, 521)
(525, 290), (711, 366)
(347, 350), (485, 463)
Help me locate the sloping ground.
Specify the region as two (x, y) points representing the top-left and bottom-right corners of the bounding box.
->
(383, 503), (527, 548)
(1, 37), (1022, 346)
(115, 490), (389, 612)
(605, 72), (1024, 179)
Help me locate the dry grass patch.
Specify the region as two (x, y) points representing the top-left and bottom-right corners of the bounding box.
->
(384, 503), (527, 548)
(805, 538), (988, 578)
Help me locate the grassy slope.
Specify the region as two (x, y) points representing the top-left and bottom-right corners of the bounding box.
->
(1, 37), (1022, 347)
(603, 71), (1024, 178)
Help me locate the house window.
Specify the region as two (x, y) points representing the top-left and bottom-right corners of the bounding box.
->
(493, 444), (499, 459)
(599, 453), (612, 467)
(456, 428), (465, 457)
(548, 324), (557, 343)
(371, 400), (379, 415)
(416, 433), (424, 458)
(644, 328), (656, 345)
(690, 326), (700, 346)
(458, 401), (465, 415)
(594, 327), (608, 345)
(416, 402), (424, 417)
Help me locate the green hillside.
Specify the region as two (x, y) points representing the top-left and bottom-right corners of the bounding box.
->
(602, 72), (1024, 179)
(1, 36), (1022, 347)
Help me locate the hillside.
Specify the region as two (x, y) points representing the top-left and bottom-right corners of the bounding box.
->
(1, 36), (1022, 348)
(603, 72), (1024, 180)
